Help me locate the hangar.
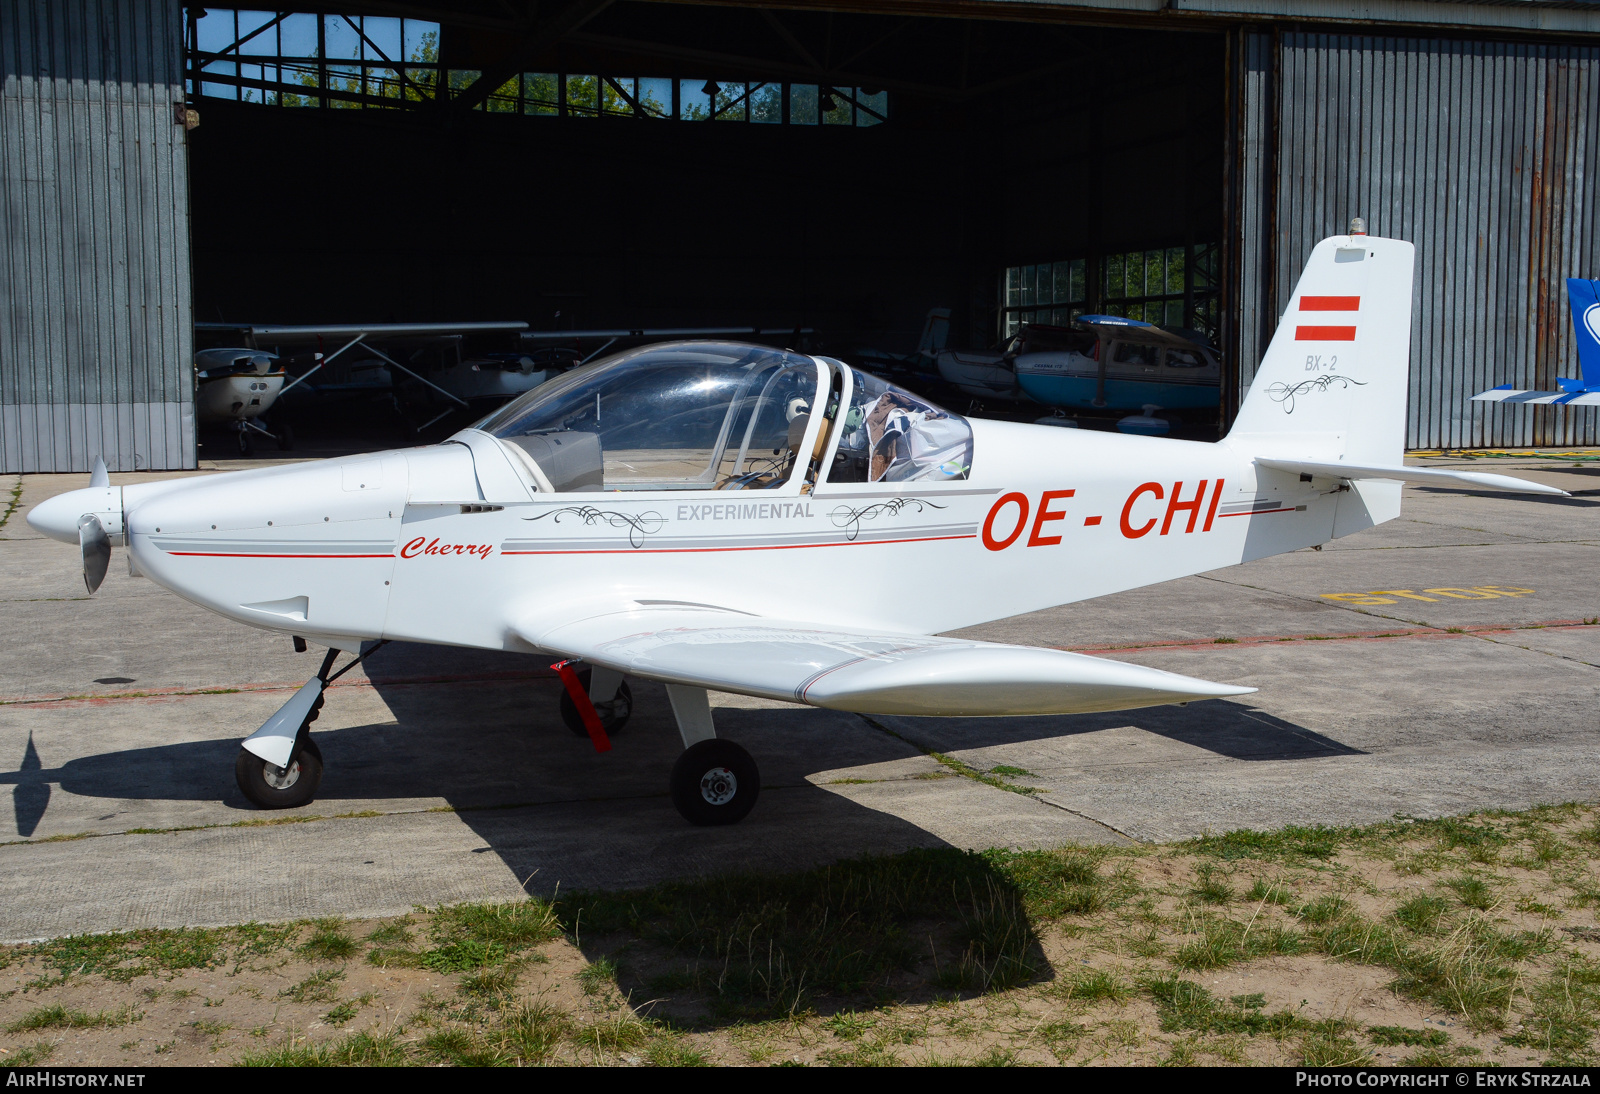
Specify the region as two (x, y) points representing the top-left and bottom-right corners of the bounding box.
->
(3, 0), (1599, 472)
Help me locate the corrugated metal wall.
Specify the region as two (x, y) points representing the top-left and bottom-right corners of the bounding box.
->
(0, 0), (193, 473)
(1230, 32), (1600, 448)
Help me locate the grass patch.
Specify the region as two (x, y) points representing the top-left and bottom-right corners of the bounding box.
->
(240, 1031), (410, 1067)
(1191, 864), (1234, 904)
(647, 1037), (709, 1066)
(420, 1027), (509, 1066)
(1393, 895), (1450, 933)
(1246, 878), (1294, 905)
(1297, 895), (1349, 925)
(365, 920), (412, 947)
(1419, 817), (1507, 863)
(1368, 1024), (1449, 1047)
(1144, 975), (1307, 1037)
(1446, 876), (1497, 912)
(427, 900), (560, 967)
(1171, 916), (1304, 971)
(1053, 968), (1131, 1003)
(0, 477), (22, 533)
(300, 919), (358, 962)
(575, 957), (618, 996)
(422, 940), (507, 973)
(20, 921), (301, 984)
(1300, 1019), (1374, 1066)
(822, 1011), (877, 1039)
(491, 1002), (571, 1064)
(1311, 909), (1551, 1030)
(1504, 958), (1600, 1062)
(0, 1042), (55, 1066)
(1187, 825), (1341, 862)
(6, 1004), (139, 1032)
(278, 969), (344, 1004)
(460, 965), (519, 998)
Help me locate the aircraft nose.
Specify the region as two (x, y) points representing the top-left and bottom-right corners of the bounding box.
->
(27, 488), (109, 544)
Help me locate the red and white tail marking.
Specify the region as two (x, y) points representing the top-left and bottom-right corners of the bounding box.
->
(1295, 295), (1361, 341)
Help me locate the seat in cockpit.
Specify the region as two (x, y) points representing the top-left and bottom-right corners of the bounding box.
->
(504, 431), (603, 492)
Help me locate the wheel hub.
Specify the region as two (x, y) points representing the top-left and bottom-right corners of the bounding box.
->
(699, 766), (737, 806)
(264, 760), (301, 790)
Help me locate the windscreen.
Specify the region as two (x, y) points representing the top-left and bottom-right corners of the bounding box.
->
(477, 342), (819, 491)
(828, 370), (973, 484)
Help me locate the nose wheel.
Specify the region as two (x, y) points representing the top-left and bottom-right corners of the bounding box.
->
(234, 642), (386, 811)
(670, 739), (760, 826)
(236, 737), (322, 809)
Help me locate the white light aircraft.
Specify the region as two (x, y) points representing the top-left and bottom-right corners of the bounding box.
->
(30, 227), (1566, 825)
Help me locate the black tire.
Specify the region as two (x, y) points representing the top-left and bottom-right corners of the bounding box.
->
(276, 422), (295, 451)
(235, 744), (322, 809)
(670, 739), (759, 826)
(559, 670), (632, 736)
(236, 429), (254, 456)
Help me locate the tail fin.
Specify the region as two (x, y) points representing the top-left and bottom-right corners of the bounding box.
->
(1569, 278), (1600, 389)
(1227, 231), (1415, 466)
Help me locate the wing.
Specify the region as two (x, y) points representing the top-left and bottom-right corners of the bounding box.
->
(516, 605), (1254, 717)
(1256, 457), (1568, 496)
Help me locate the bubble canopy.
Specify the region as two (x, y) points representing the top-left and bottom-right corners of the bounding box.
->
(475, 342), (822, 492)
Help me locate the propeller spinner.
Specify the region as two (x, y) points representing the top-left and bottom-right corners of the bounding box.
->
(26, 455), (124, 594)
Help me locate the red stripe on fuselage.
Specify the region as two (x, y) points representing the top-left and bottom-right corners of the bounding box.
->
(1299, 296), (1360, 311)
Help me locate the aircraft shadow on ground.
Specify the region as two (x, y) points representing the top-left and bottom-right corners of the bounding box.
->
(1, 645), (1361, 841)
(882, 698), (1364, 763)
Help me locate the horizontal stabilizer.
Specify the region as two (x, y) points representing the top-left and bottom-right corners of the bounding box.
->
(1256, 457), (1568, 496)
(520, 606), (1255, 717)
(1472, 385), (1600, 406)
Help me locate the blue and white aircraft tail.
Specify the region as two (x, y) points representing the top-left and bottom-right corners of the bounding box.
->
(1473, 277), (1600, 405)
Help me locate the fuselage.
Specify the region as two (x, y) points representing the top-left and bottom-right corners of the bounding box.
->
(64, 420), (1371, 653)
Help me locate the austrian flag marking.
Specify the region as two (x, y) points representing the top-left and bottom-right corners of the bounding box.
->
(1295, 295), (1359, 341)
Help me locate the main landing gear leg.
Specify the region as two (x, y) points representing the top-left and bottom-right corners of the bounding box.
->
(666, 684), (759, 826)
(557, 664), (632, 739)
(234, 641), (387, 809)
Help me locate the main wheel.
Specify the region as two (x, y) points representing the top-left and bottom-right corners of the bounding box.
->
(559, 670), (632, 737)
(275, 422), (295, 451)
(235, 741), (322, 809)
(670, 739), (759, 826)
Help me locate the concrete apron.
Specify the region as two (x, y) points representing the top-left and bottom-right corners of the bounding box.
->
(1, 461), (1599, 939)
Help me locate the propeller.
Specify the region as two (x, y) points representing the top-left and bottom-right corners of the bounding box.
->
(80, 456), (113, 593)
(79, 513), (110, 594)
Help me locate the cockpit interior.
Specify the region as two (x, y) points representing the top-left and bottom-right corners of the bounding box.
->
(476, 342), (974, 492)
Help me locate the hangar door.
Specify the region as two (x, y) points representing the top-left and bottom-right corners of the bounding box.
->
(1227, 32), (1600, 449)
(0, 0), (195, 473)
